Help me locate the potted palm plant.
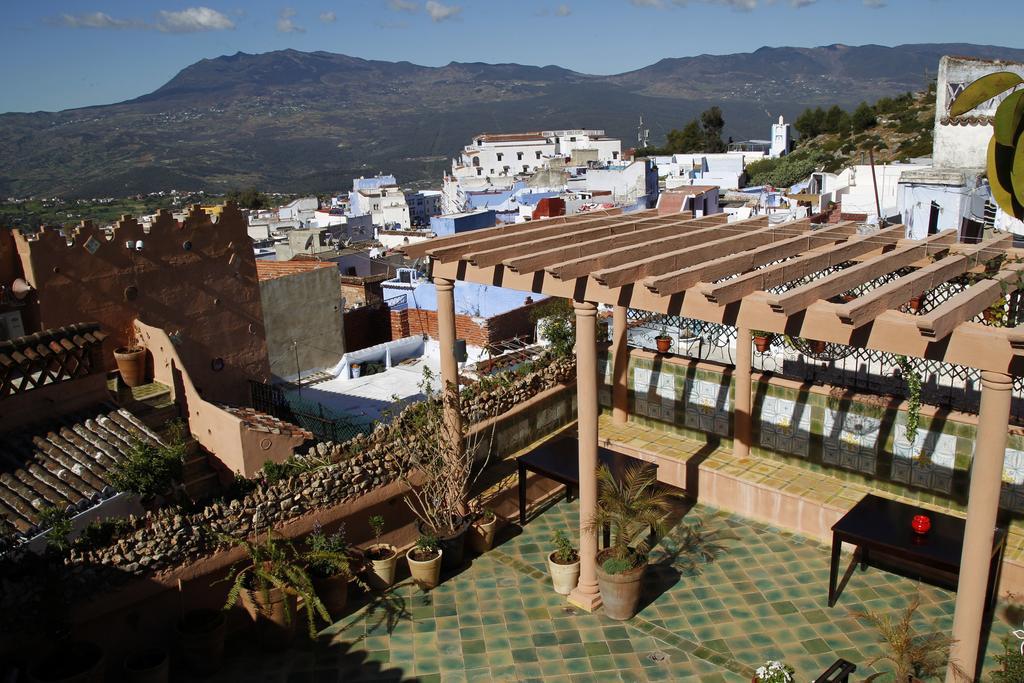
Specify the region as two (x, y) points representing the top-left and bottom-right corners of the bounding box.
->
(364, 515), (398, 590)
(406, 534), (443, 590)
(220, 529), (329, 650)
(751, 330), (773, 354)
(586, 463), (676, 620)
(302, 522), (364, 620)
(113, 322), (147, 387)
(654, 327), (672, 354)
(547, 529), (580, 595)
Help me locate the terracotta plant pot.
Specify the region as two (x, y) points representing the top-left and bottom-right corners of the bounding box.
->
(468, 512), (500, 553)
(241, 586), (298, 650)
(114, 346), (146, 387)
(407, 547), (443, 590)
(809, 340), (828, 355)
(908, 294), (924, 312)
(365, 544), (399, 590)
(753, 336), (771, 354)
(547, 551), (581, 595)
(595, 550), (646, 621)
(655, 337), (672, 354)
(312, 573), (353, 621)
(28, 641), (104, 683)
(123, 648), (168, 683)
(175, 608), (226, 677)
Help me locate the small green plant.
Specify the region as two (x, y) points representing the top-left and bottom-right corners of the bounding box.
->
(260, 458), (296, 484)
(601, 556), (633, 574)
(109, 434), (185, 501)
(303, 522), (360, 580)
(850, 593), (961, 682)
(551, 529), (578, 564)
(37, 506), (73, 552)
(896, 355), (922, 447)
(992, 635), (1024, 682)
(655, 326), (671, 341)
(220, 529), (329, 638)
(531, 299), (575, 358)
(409, 534), (440, 561)
(369, 515), (385, 546)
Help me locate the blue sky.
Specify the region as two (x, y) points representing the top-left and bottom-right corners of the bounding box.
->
(2, 0), (1020, 113)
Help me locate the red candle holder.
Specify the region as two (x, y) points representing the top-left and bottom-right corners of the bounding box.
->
(911, 514), (931, 535)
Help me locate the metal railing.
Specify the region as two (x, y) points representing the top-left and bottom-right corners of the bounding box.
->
(250, 381), (371, 444)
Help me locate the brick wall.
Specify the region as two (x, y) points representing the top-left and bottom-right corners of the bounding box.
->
(389, 298), (544, 347)
(345, 303), (392, 352)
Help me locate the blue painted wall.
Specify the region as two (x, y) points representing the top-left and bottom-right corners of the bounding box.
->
(382, 276), (546, 317)
(430, 210), (496, 236)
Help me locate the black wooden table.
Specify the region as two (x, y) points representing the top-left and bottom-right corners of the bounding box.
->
(516, 436), (659, 527)
(828, 494), (1007, 608)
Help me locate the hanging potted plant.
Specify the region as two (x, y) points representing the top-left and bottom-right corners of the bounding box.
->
(397, 368), (497, 571)
(586, 463), (676, 620)
(985, 297), (1007, 326)
(654, 327), (672, 354)
(175, 608), (226, 677)
(364, 515), (398, 591)
(219, 529), (329, 650)
(468, 506), (501, 554)
(302, 522), (365, 620)
(751, 330), (773, 354)
(547, 529), (580, 595)
(907, 293), (925, 313)
(406, 534), (443, 590)
(113, 322), (147, 387)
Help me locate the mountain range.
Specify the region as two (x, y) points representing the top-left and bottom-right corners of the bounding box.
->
(2, 42), (1023, 198)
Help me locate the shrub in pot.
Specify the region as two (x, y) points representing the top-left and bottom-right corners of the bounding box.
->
(547, 529), (580, 595)
(468, 507), (501, 554)
(114, 322), (147, 388)
(364, 514), (398, 590)
(751, 330), (773, 354)
(302, 522), (365, 621)
(220, 529), (329, 650)
(587, 463), (676, 621)
(406, 534), (443, 590)
(123, 647), (169, 683)
(654, 328), (672, 354)
(175, 608), (226, 677)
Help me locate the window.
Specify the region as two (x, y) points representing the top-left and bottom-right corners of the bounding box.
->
(476, 168), (482, 176)
(535, 151), (542, 160)
(517, 152), (523, 160)
(496, 153), (503, 161)
(503, 166), (510, 174)
(570, 136), (576, 142)
(612, 151), (619, 160)
(523, 166), (529, 173)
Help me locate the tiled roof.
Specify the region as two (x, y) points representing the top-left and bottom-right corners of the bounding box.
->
(0, 323), (107, 398)
(0, 406), (162, 536)
(256, 260), (337, 282)
(219, 405), (314, 440)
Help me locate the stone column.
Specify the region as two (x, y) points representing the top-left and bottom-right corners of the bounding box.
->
(733, 326), (753, 458)
(947, 371), (1012, 682)
(569, 300), (602, 612)
(434, 278), (462, 453)
(612, 305), (629, 425)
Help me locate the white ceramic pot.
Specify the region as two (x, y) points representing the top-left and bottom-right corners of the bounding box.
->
(366, 544), (399, 590)
(547, 551), (581, 595)
(406, 547), (442, 590)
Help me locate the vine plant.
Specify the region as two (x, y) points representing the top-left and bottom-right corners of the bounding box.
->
(896, 356), (922, 453)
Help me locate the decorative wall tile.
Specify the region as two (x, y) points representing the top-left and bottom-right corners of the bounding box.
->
(758, 396), (812, 457)
(684, 378), (731, 437)
(822, 409), (880, 475)
(633, 367), (651, 393)
(889, 424), (956, 493)
(1001, 448), (1024, 513)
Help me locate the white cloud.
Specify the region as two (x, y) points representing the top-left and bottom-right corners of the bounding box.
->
(50, 11), (145, 30)
(388, 0), (420, 11)
(319, 10), (337, 22)
(425, 0), (462, 21)
(631, 0), (663, 6)
(555, 4), (572, 16)
(156, 7), (235, 32)
(276, 7), (305, 33)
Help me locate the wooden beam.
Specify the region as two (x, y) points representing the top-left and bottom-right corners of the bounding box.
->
(836, 234), (1014, 327)
(766, 229), (955, 316)
(468, 214), (723, 269)
(400, 207), (630, 258)
(501, 215), (729, 274)
(427, 210), (663, 263)
(917, 263), (1024, 339)
(647, 222), (858, 298)
(591, 218), (814, 289)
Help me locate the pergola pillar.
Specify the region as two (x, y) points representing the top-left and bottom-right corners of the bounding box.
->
(434, 277), (463, 452)
(569, 300), (602, 612)
(733, 326), (753, 458)
(612, 305), (629, 425)
(947, 371), (1012, 682)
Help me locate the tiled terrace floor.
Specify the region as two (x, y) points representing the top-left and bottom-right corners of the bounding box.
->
(203, 498), (1015, 682)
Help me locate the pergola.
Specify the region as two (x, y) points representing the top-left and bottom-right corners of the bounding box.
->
(402, 207), (1024, 681)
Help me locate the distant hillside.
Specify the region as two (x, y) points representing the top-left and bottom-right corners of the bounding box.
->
(1, 43), (1023, 198)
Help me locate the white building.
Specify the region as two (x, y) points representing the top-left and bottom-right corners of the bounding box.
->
(349, 185), (411, 230)
(406, 190), (443, 227)
(770, 116), (793, 158)
(277, 196), (319, 223)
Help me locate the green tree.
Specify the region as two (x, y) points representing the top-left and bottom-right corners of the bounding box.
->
(665, 120), (704, 154)
(851, 102), (878, 132)
(794, 106), (826, 139)
(823, 105), (846, 134)
(700, 106), (726, 153)
(227, 187), (268, 210)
